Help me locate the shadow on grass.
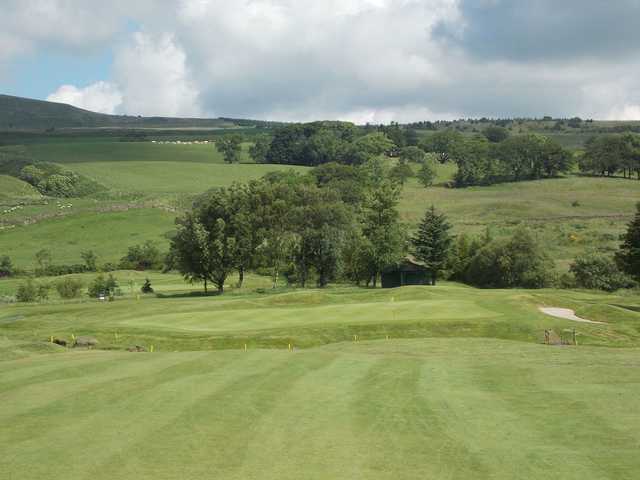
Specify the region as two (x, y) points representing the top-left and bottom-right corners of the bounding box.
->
(155, 291), (222, 299)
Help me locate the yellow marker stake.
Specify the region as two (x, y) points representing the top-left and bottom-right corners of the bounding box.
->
(150, 345), (154, 353)
(71, 333), (76, 342)
(244, 343), (247, 352)
(50, 336), (53, 343)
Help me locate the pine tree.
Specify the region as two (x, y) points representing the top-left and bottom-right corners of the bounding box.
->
(411, 205), (452, 285)
(616, 202), (640, 280)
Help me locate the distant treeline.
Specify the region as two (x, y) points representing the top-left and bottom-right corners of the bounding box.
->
(251, 121), (573, 187)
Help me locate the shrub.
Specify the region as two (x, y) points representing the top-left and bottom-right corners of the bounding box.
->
(16, 279), (37, 302)
(399, 146), (426, 163)
(0, 255), (13, 277)
(141, 278), (154, 294)
(88, 274), (119, 299)
(570, 253), (635, 292)
(81, 250), (98, 271)
(36, 282), (51, 301)
(19, 165), (46, 185)
(466, 228), (554, 288)
(119, 241), (163, 270)
(101, 262), (118, 272)
(389, 162), (414, 185)
(55, 277), (84, 299)
(417, 159), (437, 188)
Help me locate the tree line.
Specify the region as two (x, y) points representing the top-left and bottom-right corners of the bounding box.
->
(579, 133), (640, 178)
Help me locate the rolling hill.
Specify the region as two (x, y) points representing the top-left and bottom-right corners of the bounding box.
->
(0, 94), (276, 130)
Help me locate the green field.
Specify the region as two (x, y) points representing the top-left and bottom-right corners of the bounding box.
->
(1, 282), (640, 479)
(25, 141), (250, 164)
(0, 209), (176, 266)
(0, 175), (41, 199)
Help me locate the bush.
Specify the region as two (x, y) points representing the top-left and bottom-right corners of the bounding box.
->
(389, 162), (414, 185)
(0, 255), (13, 277)
(16, 279), (37, 302)
(36, 282), (51, 301)
(81, 250), (98, 271)
(55, 277), (84, 299)
(88, 274), (119, 299)
(570, 253), (635, 292)
(119, 241), (163, 270)
(38, 264), (87, 277)
(399, 146), (426, 163)
(466, 228), (554, 288)
(417, 159), (437, 188)
(140, 278), (154, 294)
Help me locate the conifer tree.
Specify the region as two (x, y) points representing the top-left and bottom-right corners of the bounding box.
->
(616, 202), (640, 280)
(411, 205), (452, 285)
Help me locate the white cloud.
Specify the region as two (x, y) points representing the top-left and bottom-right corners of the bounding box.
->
(113, 32), (201, 117)
(607, 105), (640, 121)
(0, 0), (152, 60)
(15, 1), (640, 120)
(47, 81), (123, 114)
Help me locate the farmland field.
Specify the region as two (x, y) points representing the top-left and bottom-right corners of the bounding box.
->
(1, 283), (640, 479)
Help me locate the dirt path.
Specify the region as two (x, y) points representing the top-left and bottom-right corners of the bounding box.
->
(538, 307), (606, 324)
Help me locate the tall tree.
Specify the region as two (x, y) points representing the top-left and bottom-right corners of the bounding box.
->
(169, 213), (217, 293)
(616, 202), (640, 281)
(411, 206), (452, 285)
(215, 134), (243, 164)
(227, 182), (264, 288)
(249, 135), (271, 163)
(361, 182), (404, 286)
(35, 249), (52, 275)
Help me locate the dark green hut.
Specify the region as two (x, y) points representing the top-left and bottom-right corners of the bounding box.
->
(381, 258), (429, 288)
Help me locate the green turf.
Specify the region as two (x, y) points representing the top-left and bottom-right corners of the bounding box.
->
(2, 275), (640, 479)
(0, 337), (638, 479)
(2, 279), (639, 350)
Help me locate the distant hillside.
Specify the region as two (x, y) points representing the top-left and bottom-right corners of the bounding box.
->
(0, 94), (278, 130)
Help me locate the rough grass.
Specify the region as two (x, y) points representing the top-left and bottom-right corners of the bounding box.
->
(402, 172), (640, 268)
(0, 175), (40, 199)
(64, 161), (308, 194)
(0, 208), (176, 266)
(26, 141), (252, 164)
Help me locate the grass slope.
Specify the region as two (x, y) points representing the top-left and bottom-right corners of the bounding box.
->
(0, 94), (235, 129)
(65, 161), (307, 194)
(0, 209), (176, 266)
(2, 281), (639, 350)
(25, 141), (247, 164)
(0, 338), (638, 479)
(0, 175), (40, 199)
(401, 173), (640, 268)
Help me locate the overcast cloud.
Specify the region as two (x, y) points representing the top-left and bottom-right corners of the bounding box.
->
(1, 0), (639, 121)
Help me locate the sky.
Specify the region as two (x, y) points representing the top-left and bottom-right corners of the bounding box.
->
(1, 0), (640, 123)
